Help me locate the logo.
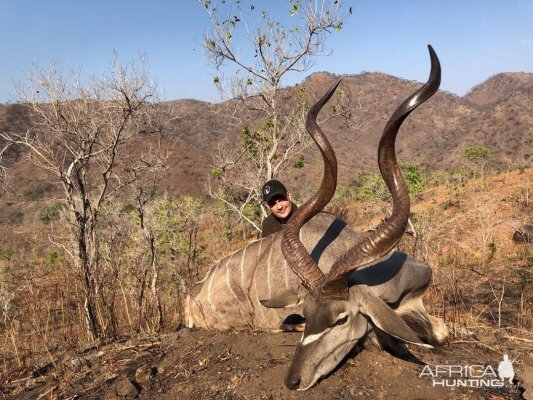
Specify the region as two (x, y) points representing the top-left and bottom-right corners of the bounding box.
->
(264, 186), (271, 195)
(420, 354), (518, 388)
(498, 354), (514, 384)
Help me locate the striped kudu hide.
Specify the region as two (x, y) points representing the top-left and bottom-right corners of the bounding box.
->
(186, 212), (364, 330)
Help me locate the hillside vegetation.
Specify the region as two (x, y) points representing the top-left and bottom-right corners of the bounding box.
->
(0, 70), (531, 399)
(1, 71), (531, 200)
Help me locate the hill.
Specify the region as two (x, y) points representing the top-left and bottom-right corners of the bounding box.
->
(464, 72), (533, 108)
(116, 70), (533, 195)
(1, 71), (531, 200)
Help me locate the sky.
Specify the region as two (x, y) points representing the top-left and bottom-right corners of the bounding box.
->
(0, 0), (532, 104)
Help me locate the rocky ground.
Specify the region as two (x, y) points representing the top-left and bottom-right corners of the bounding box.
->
(2, 327), (531, 400)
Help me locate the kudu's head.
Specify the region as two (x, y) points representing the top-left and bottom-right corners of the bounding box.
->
(281, 46), (441, 390)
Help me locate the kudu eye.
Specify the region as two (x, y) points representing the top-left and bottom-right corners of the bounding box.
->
(334, 315), (348, 327)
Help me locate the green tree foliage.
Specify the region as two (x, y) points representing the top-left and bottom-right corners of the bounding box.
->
(463, 146), (492, 163)
(47, 251), (59, 264)
(401, 162), (427, 195)
(352, 163), (429, 201)
(38, 202), (65, 223)
(463, 146), (493, 177)
(1, 248), (12, 261)
(150, 196), (204, 258)
(293, 155), (305, 169)
(25, 193), (38, 201)
(120, 203), (136, 215)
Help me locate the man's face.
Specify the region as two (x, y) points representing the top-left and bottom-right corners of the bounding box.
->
(266, 192), (292, 219)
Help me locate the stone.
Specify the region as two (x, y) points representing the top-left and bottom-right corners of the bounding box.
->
(135, 366), (157, 384)
(115, 378), (139, 398)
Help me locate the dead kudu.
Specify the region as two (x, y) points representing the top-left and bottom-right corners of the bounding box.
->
(186, 45), (448, 390)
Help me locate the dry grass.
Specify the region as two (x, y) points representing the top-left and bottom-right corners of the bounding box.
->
(0, 168), (531, 380)
(345, 168), (532, 340)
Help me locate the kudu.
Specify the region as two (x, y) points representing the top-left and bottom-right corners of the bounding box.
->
(185, 45), (448, 390)
(282, 45), (447, 390)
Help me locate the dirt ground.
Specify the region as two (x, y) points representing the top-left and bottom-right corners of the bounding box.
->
(3, 327), (531, 400)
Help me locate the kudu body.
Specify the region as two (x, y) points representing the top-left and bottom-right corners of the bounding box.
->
(185, 213), (426, 330)
(186, 45), (448, 391)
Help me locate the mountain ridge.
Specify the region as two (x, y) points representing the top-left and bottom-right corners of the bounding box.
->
(1, 70), (531, 199)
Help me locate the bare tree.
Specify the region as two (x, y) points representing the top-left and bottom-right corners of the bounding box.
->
(129, 140), (171, 333)
(0, 56), (160, 340)
(199, 0), (351, 231)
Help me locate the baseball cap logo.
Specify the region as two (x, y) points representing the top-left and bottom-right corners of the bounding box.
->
(264, 186), (271, 194)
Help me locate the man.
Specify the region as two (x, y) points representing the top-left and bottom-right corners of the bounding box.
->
(260, 179), (298, 238)
(260, 180), (306, 331)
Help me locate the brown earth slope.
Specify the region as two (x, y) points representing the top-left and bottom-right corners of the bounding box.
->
(1, 71), (531, 200)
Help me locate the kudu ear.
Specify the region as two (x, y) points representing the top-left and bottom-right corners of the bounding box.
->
(356, 289), (433, 348)
(260, 289), (301, 309)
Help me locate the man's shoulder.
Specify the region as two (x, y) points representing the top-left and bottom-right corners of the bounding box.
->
(260, 214), (283, 238)
(261, 213), (282, 229)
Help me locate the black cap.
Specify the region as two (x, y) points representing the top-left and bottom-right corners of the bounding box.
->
(262, 179), (288, 204)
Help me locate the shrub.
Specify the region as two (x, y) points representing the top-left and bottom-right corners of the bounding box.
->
(38, 202), (64, 223)
(401, 163), (428, 196)
(25, 193), (38, 201)
(120, 203), (136, 214)
(7, 212), (24, 225)
(47, 251), (59, 264)
(1, 248), (12, 261)
(243, 202), (262, 222)
(354, 163), (429, 201)
(463, 146), (492, 163)
(293, 155), (305, 169)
